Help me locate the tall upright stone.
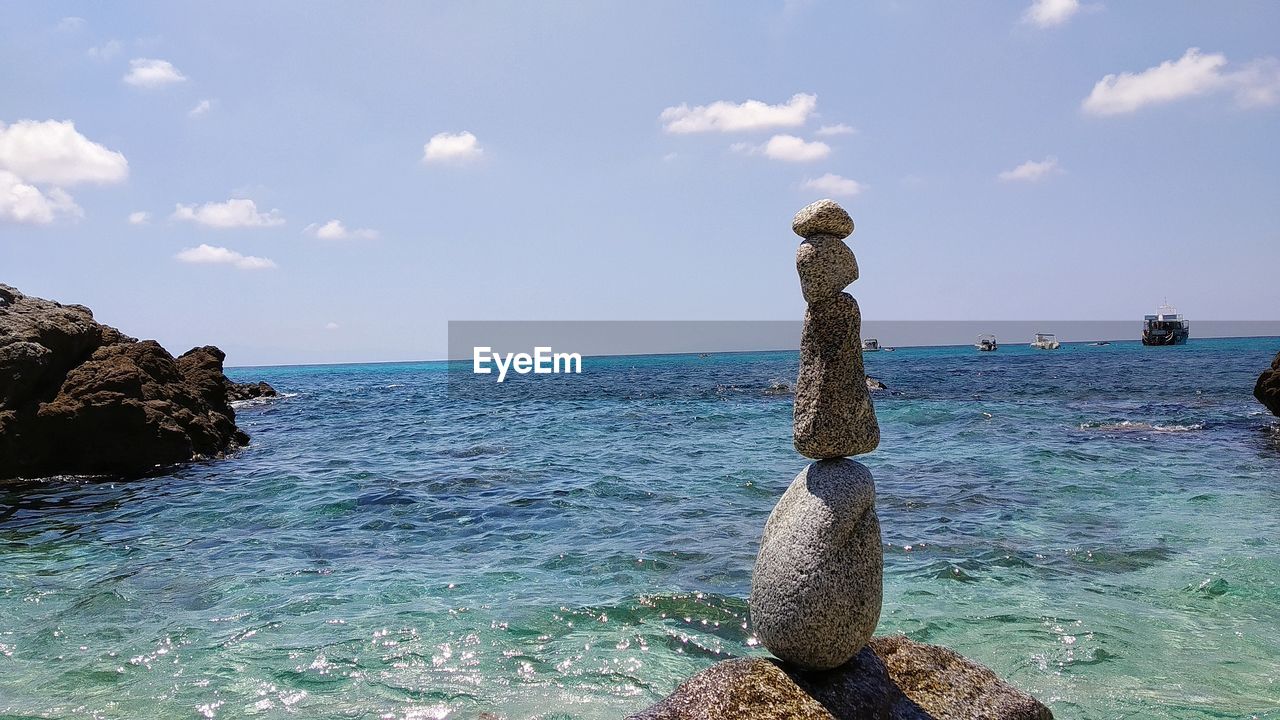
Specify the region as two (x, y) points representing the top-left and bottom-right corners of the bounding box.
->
(791, 200), (879, 459)
(749, 199), (885, 671)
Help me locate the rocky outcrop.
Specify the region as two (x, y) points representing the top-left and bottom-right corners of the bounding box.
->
(0, 284), (258, 479)
(227, 379), (278, 402)
(750, 460), (882, 669)
(1255, 351), (1280, 417)
(627, 636), (1052, 720)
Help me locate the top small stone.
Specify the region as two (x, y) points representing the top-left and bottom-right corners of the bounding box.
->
(792, 199), (853, 240)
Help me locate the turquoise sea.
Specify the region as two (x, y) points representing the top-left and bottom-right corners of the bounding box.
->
(2, 338), (1279, 719)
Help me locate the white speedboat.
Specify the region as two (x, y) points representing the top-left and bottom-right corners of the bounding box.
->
(862, 338), (881, 352)
(1031, 332), (1060, 350)
(976, 334), (998, 352)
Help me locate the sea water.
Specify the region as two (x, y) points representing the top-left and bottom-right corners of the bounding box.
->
(2, 338), (1278, 719)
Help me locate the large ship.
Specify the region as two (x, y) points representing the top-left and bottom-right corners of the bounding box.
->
(1141, 303), (1189, 346)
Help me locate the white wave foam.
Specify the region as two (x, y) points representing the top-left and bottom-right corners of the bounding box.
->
(1079, 420), (1204, 433)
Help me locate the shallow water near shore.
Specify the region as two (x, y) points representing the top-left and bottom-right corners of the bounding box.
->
(2, 338), (1279, 719)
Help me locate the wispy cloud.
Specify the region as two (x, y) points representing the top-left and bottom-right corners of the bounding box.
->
(815, 123), (857, 136)
(188, 99), (213, 118)
(128, 211), (150, 225)
(998, 156), (1061, 182)
(172, 198), (285, 228)
(422, 131), (483, 163)
(1083, 48), (1280, 115)
(124, 58), (187, 88)
(87, 40), (122, 62)
(324, 321), (340, 331)
(803, 173), (865, 196)
(304, 219), (378, 241)
(660, 93), (817, 133)
(1022, 0), (1081, 28)
(175, 244), (276, 270)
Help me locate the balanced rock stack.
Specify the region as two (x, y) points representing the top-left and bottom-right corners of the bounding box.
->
(629, 201), (1053, 719)
(749, 199), (883, 670)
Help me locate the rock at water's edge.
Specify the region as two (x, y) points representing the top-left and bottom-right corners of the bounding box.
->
(1255, 351), (1280, 417)
(627, 635), (1053, 720)
(0, 284), (258, 479)
(227, 379), (278, 402)
(793, 293), (879, 458)
(796, 235), (858, 304)
(750, 459), (882, 670)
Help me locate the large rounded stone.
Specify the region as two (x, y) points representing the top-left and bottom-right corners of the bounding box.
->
(750, 459), (883, 670)
(796, 235), (858, 303)
(793, 293), (879, 459)
(792, 199), (853, 240)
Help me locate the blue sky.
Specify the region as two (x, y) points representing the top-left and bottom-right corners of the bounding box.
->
(1, 1), (1278, 364)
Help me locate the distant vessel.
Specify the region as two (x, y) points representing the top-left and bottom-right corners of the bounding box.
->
(976, 334), (998, 352)
(862, 338), (881, 352)
(1031, 332), (1060, 350)
(1142, 303), (1189, 346)
(1090, 341), (1111, 347)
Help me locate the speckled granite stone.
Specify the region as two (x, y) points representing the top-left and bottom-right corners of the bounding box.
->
(792, 199), (854, 240)
(626, 636), (1054, 720)
(750, 459), (882, 670)
(796, 235), (858, 303)
(793, 293), (880, 459)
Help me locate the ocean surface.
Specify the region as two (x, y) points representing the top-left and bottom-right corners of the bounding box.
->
(3, 338), (1279, 719)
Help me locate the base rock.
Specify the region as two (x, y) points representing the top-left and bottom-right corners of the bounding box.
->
(1255, 350), (1280, 417)
(627, 635), (1053, 720)
(0, 284), (258, 479)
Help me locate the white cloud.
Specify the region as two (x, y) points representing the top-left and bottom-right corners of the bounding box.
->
(124, 58), (187, 88)
(128, 211), (150, 225)
(172, 198), (285, 228)
(304, 219), (379, 241)
(0, 120), (128, 186)
(998, 156), (1061, 182)
(1083, 48), (1280, 115)
(0, 170), (82, 224)
(803, 173), (865, 196)
(175, 244), (276, 270)
(660, 93), (817, 133)
(422, 131), (482, 163)
(1022, 0), (1081, 28)
(324, 322), (340, 331)
(815, 123), (857, 136)
(188, 99), (213, 118)
(1230, 57), (1280, 108)
(57, 17), (86, 32)
(761, 134), (830, 162)
(88, 40), (122, 62)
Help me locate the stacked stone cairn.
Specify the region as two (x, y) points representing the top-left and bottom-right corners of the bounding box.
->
(749, 198), (883, 671)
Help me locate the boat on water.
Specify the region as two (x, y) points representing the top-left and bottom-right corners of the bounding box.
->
(1142, 303), (1189, 346)
(976, 334), (998, 351)
(1031, 332), (1060, 350)
(862, 338), (881, 352)
(1091, 341), (1111, 346)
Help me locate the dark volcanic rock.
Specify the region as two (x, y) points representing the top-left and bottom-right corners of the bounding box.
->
(1255, 351), (1280, 417)
(628, 635), (1052, 720)
(0, 284), (256, 479)
(226, 379), (278, 402)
